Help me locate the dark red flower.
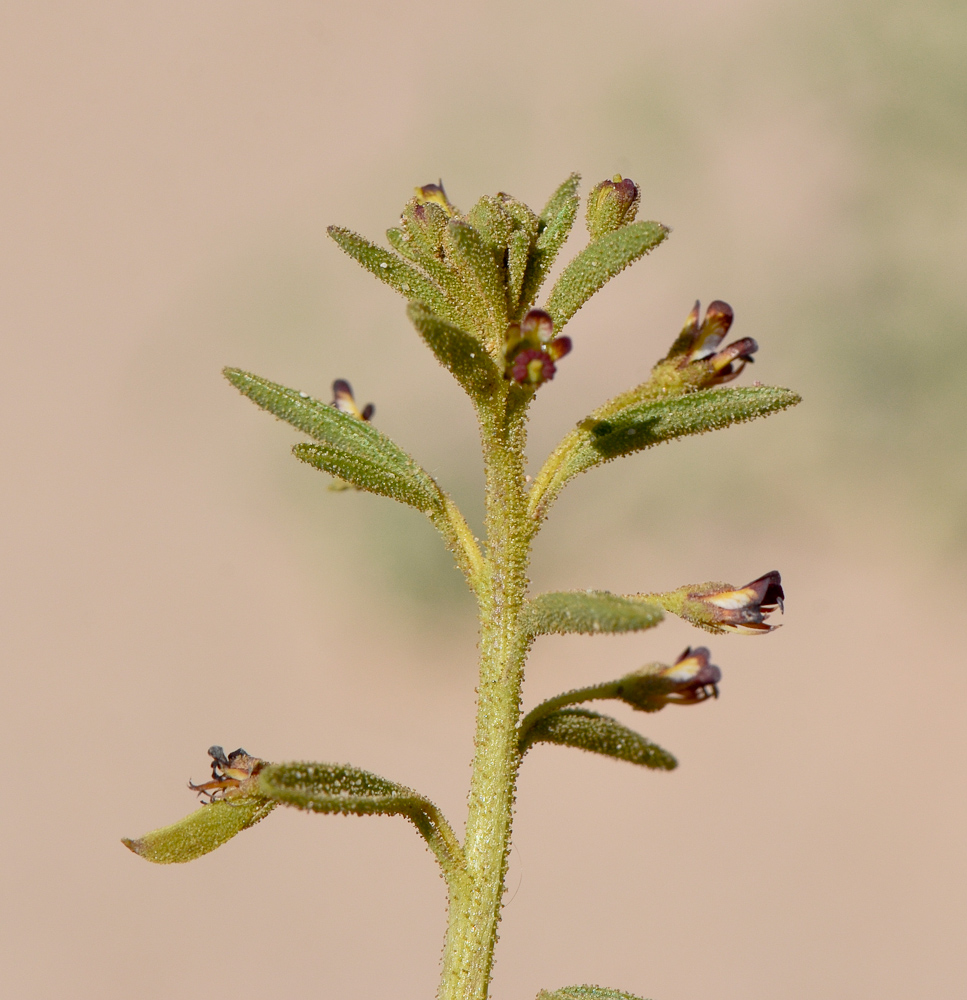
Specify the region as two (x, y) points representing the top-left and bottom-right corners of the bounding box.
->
(503, 310), (572, 387)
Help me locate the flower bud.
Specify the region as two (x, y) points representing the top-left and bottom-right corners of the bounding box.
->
(657, 300), (758, 389)
(414, 180), (457, 217)
(585, 174), (640, 240)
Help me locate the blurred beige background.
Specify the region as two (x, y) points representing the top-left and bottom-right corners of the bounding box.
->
(2, 3), (965, 998)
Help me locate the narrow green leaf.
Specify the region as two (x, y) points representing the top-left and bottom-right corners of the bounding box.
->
(539, 987), (652, 1000)
(407, 303), (501, 399)
(445, 219), (507, 330)
(519, 186), (580, 310)
(507, 227), (534, 314)
(326, 225), (458, 324)
(122, 798), (276, 864)
(260, 761), (412, 815)
(224, 369), (447, 516)
(544, 220), (669, 330)
(539, 172), (581, 225)
(393, 205), (485, 330)
(579, 385), (801, 461)
(524, 591), (663, 636)
(259, 761), (464, 875)
(520, 708), (676, 771)
(385, 226), (426, 265)
(529, 386), (801, 524)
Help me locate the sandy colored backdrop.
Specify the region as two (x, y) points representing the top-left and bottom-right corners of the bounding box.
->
(2, 3), (965, 999)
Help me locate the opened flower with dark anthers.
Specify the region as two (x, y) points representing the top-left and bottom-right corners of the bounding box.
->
(503, 309), (572, 387)
(644, 571), (784, 635)
(188, 746), (265, 803)
(654, 299), (759, 391)
(331, 379), (374, 421)
(615, 647), (723, 713)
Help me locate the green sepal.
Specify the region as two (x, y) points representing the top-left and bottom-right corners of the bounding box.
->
(538, 987), (652, 1000)
(259, 762), (464, 875)
(529, 386), (801, 524)
(407, 302), (501, 399)
(224, 369), (447, 517)
(326, 225), (459, 324)
(544, 220), (669, 330)
(519, 708), (677, 771)
(518, 176), (580, 311)
(523, 591), (663, 637)
(122, 798), (277, 864)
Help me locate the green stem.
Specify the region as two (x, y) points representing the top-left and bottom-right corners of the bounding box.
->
(517, 680), (622, 749)
(437, 395), (531, 1000)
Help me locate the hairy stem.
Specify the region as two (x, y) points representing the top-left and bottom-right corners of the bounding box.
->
(438, 395), (530, 1000)
(516, 680), (622, 748)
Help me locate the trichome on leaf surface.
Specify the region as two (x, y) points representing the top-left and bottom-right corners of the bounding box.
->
(124, 173), (800, 1000)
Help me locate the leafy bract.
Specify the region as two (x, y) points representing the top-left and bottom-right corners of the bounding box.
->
(523, 591), (663, 637)
(518, 174), (581, 311)
(538, 987), (652, 1000)
(122, 798), (276, 864)
(529, 385), (801, 524)
(260, 762), (463, 875)
(407, 303), (501, 399)
(224, 369), (483, 586)
(446, 219), (506, 332)
(544, 220), (669, 330)
(224, 369), (447, 516)
(540, 173), (582, 226)
(519, 708), (676, 771)
(326, 226), (458, 324)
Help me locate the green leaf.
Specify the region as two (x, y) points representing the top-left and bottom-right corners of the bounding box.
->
(326, 225), (459, 324)
(544, 220), (669, 330)
(520, 708), (676, 771)
(538, 987), (652, 1000)
(539, 172), (581, 225)
(122, 798), (277, 864)
(529, 386), (801, 524)
(224, 369), (447, 517)
(519, 178), (580, 310)
(445, 219), (507, 331)
(407, 303), (501, 399)
(259, 761), (464, 875)
(581, 385), (801, 461)
(523, 591), (663, 637)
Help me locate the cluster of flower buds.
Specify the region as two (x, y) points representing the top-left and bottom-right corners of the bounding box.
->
(651, 571), (784, 634)
(331, 379), (374, 421)
(615, 647), (723, 713)
(503, 309), (572, 387)
(188, 745), (265, 803)
(656, 300), (759, 390)
(585, 174), (640, 240)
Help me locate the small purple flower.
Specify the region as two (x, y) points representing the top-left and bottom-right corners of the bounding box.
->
(503, 310), (572, 387)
